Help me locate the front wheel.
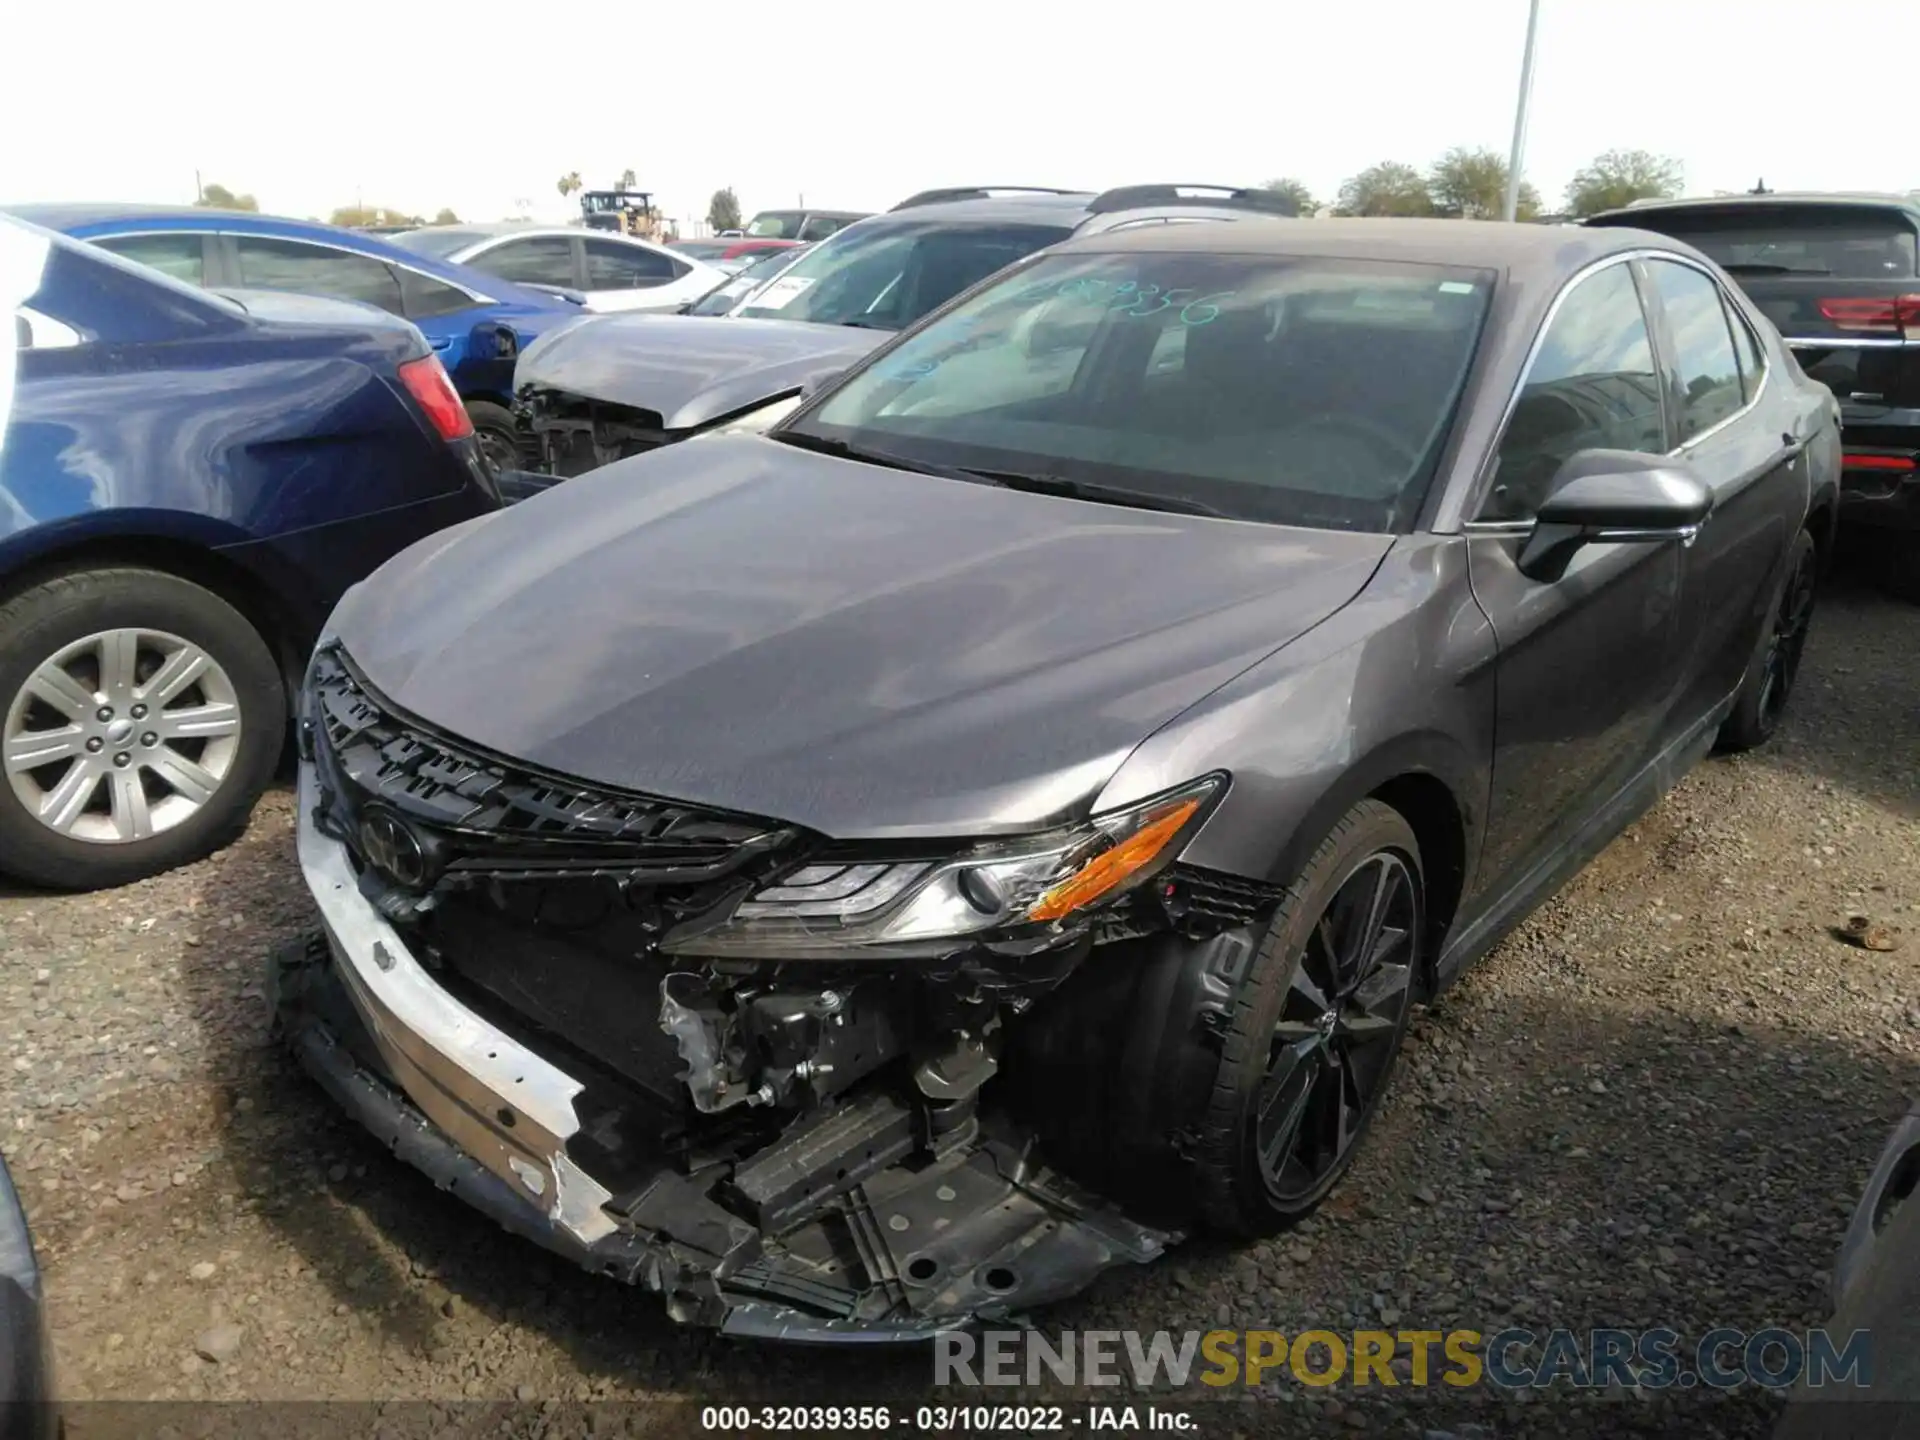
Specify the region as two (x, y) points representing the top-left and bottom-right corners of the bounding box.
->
(0, 567), (284, 890)
(1189, 799), (1424, 1237)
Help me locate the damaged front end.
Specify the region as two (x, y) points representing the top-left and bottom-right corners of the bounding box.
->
(280, 644), (1258, 1339)
(515, 389), (681, 479)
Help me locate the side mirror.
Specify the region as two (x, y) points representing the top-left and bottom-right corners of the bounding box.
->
(1516, 451), (1713, 583)
(799, 366), (846, 401)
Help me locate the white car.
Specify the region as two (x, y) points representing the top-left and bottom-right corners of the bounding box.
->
(391, 225), (726, 314)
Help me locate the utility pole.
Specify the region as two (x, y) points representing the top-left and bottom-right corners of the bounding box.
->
(1502, 0), (1543, 222)
(195, 169), (203, 204)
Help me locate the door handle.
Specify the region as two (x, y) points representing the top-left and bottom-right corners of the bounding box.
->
(430, 336), (452, 351)
(1777, 432), (1805, 464)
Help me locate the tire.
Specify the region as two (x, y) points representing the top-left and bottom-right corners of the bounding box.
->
(1189, 799), (1425, 1238)
(466, 400), (523, 475)
(1717, 528), (1817, 754)
(0, 567), (284, 890)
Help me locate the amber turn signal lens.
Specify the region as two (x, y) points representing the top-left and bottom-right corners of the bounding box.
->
(1027, 797), (1202, 922)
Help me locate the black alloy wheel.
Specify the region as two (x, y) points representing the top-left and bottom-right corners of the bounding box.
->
(1256, 850), (1418, 1206)
(1718, 527), (1818, 753)
(1756, 536), (1817, 731)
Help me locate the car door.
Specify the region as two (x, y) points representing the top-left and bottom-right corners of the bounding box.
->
(463, 236), (580, 295)
(580, 236), (693, 312)
(1464, 257), (1686, 890)
(227, 235), (406, 317)
(1637, 255), (1808, 737)
(88, 231), (215, 287)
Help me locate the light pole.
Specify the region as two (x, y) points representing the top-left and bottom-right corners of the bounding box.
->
(1502, 0), (1543, 222)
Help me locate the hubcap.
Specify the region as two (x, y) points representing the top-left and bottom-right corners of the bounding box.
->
(3, 628), (242, 844)
(477, 425), (518, 474)
(1757, 548), (1817, 729)
(1255, 850), (1418, 1204)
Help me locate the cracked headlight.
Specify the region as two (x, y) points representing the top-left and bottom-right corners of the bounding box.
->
(662, 774), (1225, 959)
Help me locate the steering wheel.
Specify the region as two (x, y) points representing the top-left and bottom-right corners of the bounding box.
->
(1279, 413), (1422, 472)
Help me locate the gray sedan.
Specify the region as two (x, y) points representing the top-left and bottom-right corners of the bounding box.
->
(279, 217), (1840, 1339)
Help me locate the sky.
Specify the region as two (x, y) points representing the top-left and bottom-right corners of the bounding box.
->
(5, 0), (1917, 229)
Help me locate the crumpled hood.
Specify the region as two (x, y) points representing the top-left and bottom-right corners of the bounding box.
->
(513, 312), (883, 431)
(328, 435), (1390, 839)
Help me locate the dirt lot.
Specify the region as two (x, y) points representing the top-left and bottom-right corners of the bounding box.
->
(3, 572), (1916, 1439)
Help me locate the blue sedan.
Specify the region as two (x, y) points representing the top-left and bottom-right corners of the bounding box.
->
(5, 204), (583, 473)
(1, 215), (501, 890)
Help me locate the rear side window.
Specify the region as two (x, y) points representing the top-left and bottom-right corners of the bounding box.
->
(92, 233), (207, 286)
(582, 238), (683, 288)
(1482, 262), (1665, 521)
(1645, 260), (1745, 441)
(233, 237), (405, 315)
(471, 237), (576, 288)
(799, 216), (844, 242)
(402, 271), (480, 320)
(1616, 205), (1919, 278)
(1727, 301), (1767, 402)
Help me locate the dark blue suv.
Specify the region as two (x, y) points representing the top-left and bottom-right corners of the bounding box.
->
(1, 216), (500, 890)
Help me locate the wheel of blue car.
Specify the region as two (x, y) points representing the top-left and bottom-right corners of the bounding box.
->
(0, 566), (284, 890)
(1189, 799), (1423, 1237)
(466, 400), (522, 476)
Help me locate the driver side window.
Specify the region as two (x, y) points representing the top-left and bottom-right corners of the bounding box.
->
(1480, 262), (1665, 522)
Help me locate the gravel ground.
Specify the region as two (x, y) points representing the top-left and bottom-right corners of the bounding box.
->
(3, 571), (1915, 1440)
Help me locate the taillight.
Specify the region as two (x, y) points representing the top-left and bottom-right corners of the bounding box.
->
(1817, 295), (1920, 340)
(1844, 452), (1917, 472)
(397, 354), (474, 442)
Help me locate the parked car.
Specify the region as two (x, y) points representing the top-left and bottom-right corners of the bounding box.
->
(682, 246), (810, 317)
(514, 184), (1302, 477)
(0, 1148), (52, 1440)
(1773, 1095), (1920, 1437)
(741, 207), (870, 242)
(277, 217), (1837, 1341)
(390, 225), (726, 316)
(669, 237), (802, 272)
(4, 204), (583, 475)
(1587, 193), (1920, 590)
(0, 215), (501, 890)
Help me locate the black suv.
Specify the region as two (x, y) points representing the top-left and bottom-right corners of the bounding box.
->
(510, 184), (1299, 482)
(1588, 193), (1920, 582)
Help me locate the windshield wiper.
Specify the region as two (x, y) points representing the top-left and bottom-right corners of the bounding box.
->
(772, 430), (993, 484)
(1719, 262), (1831, 276)
(968, 470), (1233, 519)
(836, 318), (897, 330)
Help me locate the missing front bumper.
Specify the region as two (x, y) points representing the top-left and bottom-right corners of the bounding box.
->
(284, 765), (1175, 1340)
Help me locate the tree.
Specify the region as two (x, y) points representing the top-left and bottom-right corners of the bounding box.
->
(618, 168), (637, 190)
(557, 171), (583, 201)
(1427, 147), (1540, 220)
(1335, 162), (1433, 217)
(1564, 149), (1683, 217)
(196, 182), (258, 212)
(433, 207), (460, 225)
(707, 187), (743, 232)
(1260, 178), (1317, 217)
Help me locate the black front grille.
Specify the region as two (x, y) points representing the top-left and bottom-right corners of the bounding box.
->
(307, 645), (804, 887)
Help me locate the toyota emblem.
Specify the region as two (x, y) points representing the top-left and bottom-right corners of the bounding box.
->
(358, 808), (428, 889)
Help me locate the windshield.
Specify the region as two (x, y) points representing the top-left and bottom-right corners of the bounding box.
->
(734, 219), (1071, 329)
(746, 211), (805, 238)
(687, 249), (802, 316)
(788, 251), (1494, 532)
(391, 227), (495, 260)
(1622, 205), (1919, 277)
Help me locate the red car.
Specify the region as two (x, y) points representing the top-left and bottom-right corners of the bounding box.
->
(668, 236), (802, 268)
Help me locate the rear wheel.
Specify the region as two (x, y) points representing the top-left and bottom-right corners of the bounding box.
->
(1189, 800), (1423, 1236)
(1718, 528), (1817, 753)
(0, 567), (283, 889)
(467, 400), (522, 475)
